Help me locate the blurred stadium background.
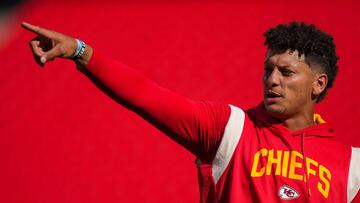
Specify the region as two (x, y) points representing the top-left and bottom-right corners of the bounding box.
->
(0, 0), (359, 202)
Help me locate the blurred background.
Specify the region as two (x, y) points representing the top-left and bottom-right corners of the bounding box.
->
(0, 0), (359, 202)
(0, 0), (24, 49)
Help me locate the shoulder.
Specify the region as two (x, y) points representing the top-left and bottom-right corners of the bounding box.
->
(224, 104), (246, 132)
(351, 146), (360, 157)
(348, 146), (360, 202)
(349, 147), (360, 173)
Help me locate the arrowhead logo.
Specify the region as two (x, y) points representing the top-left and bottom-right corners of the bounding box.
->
(278, 184), (300, 200)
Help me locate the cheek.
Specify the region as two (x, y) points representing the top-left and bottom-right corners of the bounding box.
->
(284, 80), (313, 101)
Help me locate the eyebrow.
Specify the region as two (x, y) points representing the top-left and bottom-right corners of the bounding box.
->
(264, 59), (295, 70)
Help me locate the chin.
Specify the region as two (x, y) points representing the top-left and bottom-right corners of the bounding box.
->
(264, 103), (287, 118)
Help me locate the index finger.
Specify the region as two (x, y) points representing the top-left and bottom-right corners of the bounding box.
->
(21, 22), (53, 38)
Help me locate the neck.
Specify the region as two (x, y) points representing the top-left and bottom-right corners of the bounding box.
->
(282, 111), (315, 132)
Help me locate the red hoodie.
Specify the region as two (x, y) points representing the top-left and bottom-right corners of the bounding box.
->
(85, 49), (360, 203)
(197, 103), (356, 202)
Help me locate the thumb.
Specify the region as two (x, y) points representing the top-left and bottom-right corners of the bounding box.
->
(40, 46), (61, 63)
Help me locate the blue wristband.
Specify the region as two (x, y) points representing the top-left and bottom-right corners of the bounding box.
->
(72, 39), (86, 59)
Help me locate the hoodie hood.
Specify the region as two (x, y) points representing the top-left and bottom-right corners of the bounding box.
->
(246, 102), (335, 138)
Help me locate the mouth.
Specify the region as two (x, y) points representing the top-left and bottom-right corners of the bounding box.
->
(264, 90), (282, 101)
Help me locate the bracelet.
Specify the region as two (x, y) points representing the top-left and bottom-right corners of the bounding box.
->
(72, 39), (86, 59)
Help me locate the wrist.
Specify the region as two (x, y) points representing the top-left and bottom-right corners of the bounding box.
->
(76, 44), (93, 67)
(72, 39), (86, 59)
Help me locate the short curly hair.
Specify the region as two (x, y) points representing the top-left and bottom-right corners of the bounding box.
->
(263, 21), (339, 102)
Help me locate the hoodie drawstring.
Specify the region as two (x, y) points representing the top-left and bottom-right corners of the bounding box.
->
(301, 132), (311, 197)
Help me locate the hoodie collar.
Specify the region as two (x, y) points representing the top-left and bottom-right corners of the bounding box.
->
(246, 102), (335, 138)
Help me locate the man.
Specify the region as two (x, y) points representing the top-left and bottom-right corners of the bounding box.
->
(22, 21), (359, 202)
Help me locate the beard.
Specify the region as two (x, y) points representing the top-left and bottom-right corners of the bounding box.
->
(264, 102), (288, 119)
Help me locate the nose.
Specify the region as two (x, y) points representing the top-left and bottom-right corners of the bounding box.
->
(264, 68), (280, 87)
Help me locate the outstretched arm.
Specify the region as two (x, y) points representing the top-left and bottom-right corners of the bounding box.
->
(21, 22), (230, 162)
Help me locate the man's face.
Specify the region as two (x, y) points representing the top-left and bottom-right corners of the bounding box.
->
(263, 49), (319, 119)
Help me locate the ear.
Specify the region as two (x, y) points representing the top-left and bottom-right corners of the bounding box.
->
(312, 73), (328, 98)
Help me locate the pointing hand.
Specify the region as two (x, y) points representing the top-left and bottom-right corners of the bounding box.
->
(21, 22), (92, 66)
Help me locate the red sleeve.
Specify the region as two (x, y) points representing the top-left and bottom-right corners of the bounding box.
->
(85, 49), (231, 162)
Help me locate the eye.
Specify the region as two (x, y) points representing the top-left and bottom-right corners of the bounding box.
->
(280, 69), (294, 76)
(263, 62), (273, 74)
(264, 66), (271, 72)
(263, 67), (273, 78)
